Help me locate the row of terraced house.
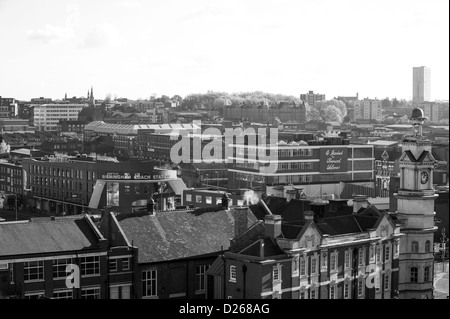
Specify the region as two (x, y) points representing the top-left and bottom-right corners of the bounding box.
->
(1, 190), (405, 299)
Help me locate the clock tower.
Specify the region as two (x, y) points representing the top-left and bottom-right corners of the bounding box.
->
(394, 107), (438, 299)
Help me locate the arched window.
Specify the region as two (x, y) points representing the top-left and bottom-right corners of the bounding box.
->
(425, 241), (431, 253)
(410, 267), (418, 282)
(411, 241), (419, 253)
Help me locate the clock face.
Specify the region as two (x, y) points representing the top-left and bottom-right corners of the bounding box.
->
(420, 171), (429, 184)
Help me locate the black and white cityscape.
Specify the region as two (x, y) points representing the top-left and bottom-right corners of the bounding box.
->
(0, 0), (448, 303)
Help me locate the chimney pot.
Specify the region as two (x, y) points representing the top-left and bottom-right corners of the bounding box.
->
(304, 210), (314, 221)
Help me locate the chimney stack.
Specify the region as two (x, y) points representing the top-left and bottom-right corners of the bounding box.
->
(264, 214), (282, 239)
(304, 210), (314, 221)
(353, 195), (369, 213)
(232, 206), (249, 238)
(272, 185), (285, 198)
(285, 189), (297, 202)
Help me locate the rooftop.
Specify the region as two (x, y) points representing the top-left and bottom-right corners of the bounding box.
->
(118, 208), (258, 263)
(0, 215), (103, 258)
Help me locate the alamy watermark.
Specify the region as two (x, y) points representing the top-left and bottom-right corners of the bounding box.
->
(65, 264), (80, 289)
(169, 121), (279, 174)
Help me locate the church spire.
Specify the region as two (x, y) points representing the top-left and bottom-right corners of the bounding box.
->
(90, 86), (94, 102)
(87, 90), (90, 100)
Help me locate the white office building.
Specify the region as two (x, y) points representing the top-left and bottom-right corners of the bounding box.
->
(32, 104), (88, 132)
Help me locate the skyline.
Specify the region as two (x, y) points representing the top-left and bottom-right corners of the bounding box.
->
(0, 0), (449, 101)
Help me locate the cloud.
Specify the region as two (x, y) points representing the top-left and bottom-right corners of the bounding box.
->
(80, 23), (125, 48)
(26, 4), (79, 44)
(176, 2), (246, 24)
(114, 1), (142, 9)
(27, 24), (73, 43)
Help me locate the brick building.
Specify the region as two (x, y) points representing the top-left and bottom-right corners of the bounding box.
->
(208, 194), (403, 299)
(102, 204), (258, 299)
(0, 214), (136, 299)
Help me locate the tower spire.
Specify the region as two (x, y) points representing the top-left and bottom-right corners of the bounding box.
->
(90, 86), (95, 107)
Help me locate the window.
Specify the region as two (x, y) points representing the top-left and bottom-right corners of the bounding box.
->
(394, 240), (400, 256)
(384, 273), (390, 291)
(358, 248), (365, 266)
(376, 245), (381, 263)
(300, 257), (306, 276)
(329, 285), (336, 299)
(410, 267), (418, 283)
(122, 258), (130, 271)
(53, 290), (73, 299)
(109, 259), (117, 272)
(53, 258), (72, 279)
(300, 291), (306, 299)
(185, 194), (192, 202)
(424, 266), (430, 282)
(142, 269), (157, 297)
(425, 241), (431, 253)
(411, 241), (419, 253)
(310, 287), (317, 299)
(81, 256), (100, 276)
(196, 195), (202, 203)
(229, 266), (236, 283)
(24, 292), (45, 299)
(358, 278), (364, 297)
(110, 285), (131, 299)
(24, 261), (44, 282)
(205, 196), (212, 204)
(344, 251), (351, 269)
(292, 256), (299, 277)
(344, 282), (350, 299)
(81, 287), (101, 299)
(311, 257), (317, 275)
(196, 265), (209, 292)
(9, 263), (14, 284)
(321, 251), (328, 270)
(330, 253), (338, 271)
(384, 244), (391, 262)
(273, 265), (281, 282)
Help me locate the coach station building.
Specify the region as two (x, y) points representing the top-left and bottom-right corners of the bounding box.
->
(22, 155), (186, 216)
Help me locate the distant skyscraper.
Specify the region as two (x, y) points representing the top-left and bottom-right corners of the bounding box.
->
(413, 66), (431, 104)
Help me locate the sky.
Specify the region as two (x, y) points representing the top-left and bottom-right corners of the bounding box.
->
(0, 0), (448, 101)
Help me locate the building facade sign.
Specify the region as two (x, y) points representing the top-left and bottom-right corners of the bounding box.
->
(101, 171), (176, 180)
(319, 148), (348, 173)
